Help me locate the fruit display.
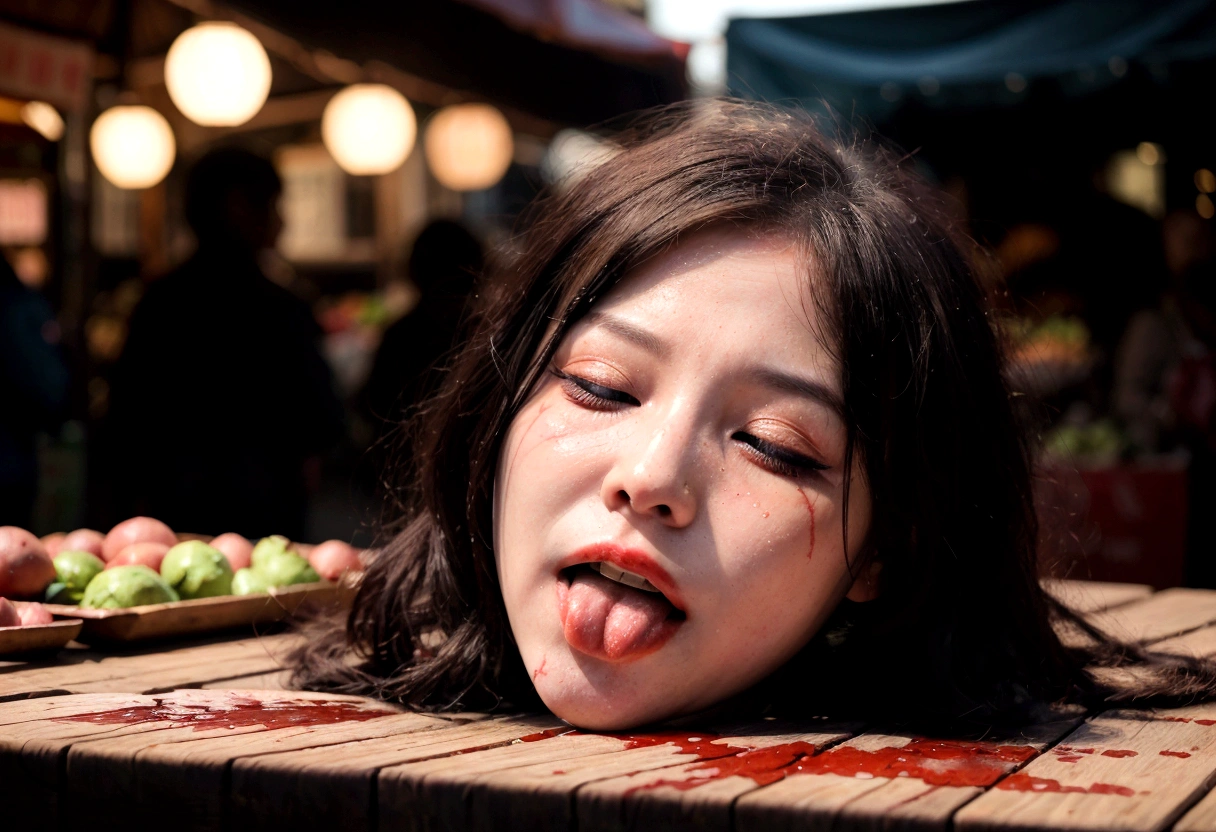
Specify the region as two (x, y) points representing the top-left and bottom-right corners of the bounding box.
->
(0, 517), (367, 620)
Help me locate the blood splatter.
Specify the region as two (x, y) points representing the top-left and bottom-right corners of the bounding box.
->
(1160, 750), (1192, 758)
(797, 490), (816, 560)
(1196, 719), (1216, 726)
(518, 727), (574, 743)
(602, 732), (1038, 793)
(56, 697), (393, 732)
(1101, 749), (1138, 758)
(997, 774), (1135, 797)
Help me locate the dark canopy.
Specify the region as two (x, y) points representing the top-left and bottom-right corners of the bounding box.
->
(727, 0), (1216, 121)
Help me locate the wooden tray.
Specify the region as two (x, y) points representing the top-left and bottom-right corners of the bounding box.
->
(43, 582), (345, 643)
(0, 619), (83, 657)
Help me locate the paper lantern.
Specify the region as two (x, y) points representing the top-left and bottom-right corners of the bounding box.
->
(424, 103), (514, 191)
(90, 106), (176, 189)
(164, 22), (272, 127)
(321, 84), (416, 175)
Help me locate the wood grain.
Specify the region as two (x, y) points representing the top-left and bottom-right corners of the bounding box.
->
(377, 722), (858, 832)
(955, 703), (1216, 831)
(1087, 589), (1216, 645)
(733, 719), (1077, 832)
(228, 713), (566, 829)
(0, 632), (300, 700)
(1046, 580), (1154, 614)
(575, 722), (861, 832)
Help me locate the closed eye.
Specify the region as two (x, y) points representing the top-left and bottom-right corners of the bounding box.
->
(732, 431), (829, 478)
(553, 369), (640, 409)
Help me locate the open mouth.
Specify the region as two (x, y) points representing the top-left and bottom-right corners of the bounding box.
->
(556, 563), (685, 663)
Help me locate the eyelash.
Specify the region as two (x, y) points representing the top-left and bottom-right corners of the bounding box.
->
(552, 368), (830, 477)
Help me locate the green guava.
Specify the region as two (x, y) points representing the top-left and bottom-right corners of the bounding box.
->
(231, 568), (273, 596)
(48, 550), (105, 604)
(80, 565), (179, 609)
(160, 541), (233, 599)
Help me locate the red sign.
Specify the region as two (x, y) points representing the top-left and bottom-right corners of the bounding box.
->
(0, 21), (93, 112)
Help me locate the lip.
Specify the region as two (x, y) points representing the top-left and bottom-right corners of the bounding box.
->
(558, 543), (686, 612)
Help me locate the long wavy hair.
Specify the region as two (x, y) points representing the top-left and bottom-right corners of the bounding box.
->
(291, 99), (1216, 727)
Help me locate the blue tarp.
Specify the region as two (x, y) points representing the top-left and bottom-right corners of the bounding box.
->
(726, 0), (1216, 119)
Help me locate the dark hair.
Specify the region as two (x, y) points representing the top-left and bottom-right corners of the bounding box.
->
(292, 99), (1216, 727)
(184, 147), (281, 239)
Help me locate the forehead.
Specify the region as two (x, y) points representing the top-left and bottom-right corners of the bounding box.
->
(588, 229), (835, 368)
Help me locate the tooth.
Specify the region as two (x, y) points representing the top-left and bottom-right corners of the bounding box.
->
(600, 563), (624, 582)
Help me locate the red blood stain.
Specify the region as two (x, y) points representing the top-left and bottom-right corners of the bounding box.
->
(601, 733), (1036, 793)
(55, 697), (393, 732)
(1101, 750), (1138, 758)
(797, 490), (816, 560)
(1160, 751), (1192, 758)
(1162, 717), (1193, 723)
(519, 727), (573, 743)
(1196, 719), (1216, 726)
(1055, 755), (1084, 763)
(532, 657), (548, 682)
(997, 774), (1135, 797)
(1056, 746), (1094, 754)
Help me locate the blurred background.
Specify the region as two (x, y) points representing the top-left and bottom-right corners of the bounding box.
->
(1, 0), (1214, 587)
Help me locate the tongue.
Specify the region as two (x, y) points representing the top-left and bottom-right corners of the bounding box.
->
(559, 570), (677, 661)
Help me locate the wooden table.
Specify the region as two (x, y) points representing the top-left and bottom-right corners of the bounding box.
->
(6, 580), (1216, 830)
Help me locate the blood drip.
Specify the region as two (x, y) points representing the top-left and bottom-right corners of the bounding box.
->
(55, 697), (392, 732)
(519, 727), (574, 743)
(798, 490), (815, 560)
(1101, 749), (1138, 758)
(997, 774), (1135, 797)
(1160, 750), (1192, 758)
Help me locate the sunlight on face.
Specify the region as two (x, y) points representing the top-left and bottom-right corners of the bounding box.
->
(493, 229), (873, 729)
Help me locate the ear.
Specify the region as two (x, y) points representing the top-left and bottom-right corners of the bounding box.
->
(844, 561), (881, 603)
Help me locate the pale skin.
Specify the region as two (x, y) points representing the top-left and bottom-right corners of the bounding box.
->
(493, 229), (876, 730)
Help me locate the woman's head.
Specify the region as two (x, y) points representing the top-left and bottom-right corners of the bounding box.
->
(301, 99), (1065, 729)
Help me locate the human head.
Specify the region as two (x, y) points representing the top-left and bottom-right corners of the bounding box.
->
(184, 147), (283, 251)
(309, 99), (1063, 728)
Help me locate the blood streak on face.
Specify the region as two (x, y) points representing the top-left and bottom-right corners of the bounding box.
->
(798, 489), (816, 560)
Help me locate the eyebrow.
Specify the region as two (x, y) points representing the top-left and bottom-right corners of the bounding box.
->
(752, 368), (845, 420)
(582, 311), (670, 358)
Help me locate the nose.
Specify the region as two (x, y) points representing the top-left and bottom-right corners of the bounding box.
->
(601, 404), (702, 528)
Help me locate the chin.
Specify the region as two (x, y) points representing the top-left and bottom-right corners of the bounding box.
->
(534, 674), (688, 731)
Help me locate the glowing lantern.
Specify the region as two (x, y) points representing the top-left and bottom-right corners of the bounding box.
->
(424, 103), (514, 191)
(321, 84), (416, 175)
(90, 106), (176, 189)
(164, 22), (272, 127)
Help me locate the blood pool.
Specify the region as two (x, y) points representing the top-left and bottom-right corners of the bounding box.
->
(557, 568), (680, 661)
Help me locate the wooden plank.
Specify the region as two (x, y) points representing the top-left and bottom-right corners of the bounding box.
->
(1176, 785), (1216, 832)
(1046, 580), (1154, 614)
(1087, 589), (1216, 645)
(377, 721), (859, 832)
(126, 710), (484, 829)
(228, 713), (567, 829)
(954, 703), (1216, 831)
(0, 633), (300, 700)
(0, 689), (395, 826)
(1154, 626), (1216, 659)
(198, 668), (291, 690)
(732, 719), (1077, 832)
(575, 721), (862, 832)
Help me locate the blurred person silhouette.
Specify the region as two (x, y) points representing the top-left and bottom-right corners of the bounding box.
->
(361, 220), (484, 432)
(1113, 210), (1216, 585)
(0, 252), (69, 528)
(106, 148), (344, 539)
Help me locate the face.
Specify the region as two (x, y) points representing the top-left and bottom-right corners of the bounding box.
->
(493, 230), (874, 730)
